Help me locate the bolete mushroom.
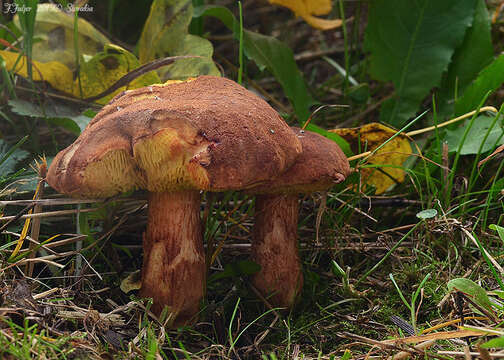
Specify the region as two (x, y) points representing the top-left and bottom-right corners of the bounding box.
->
(249, 128), (351, 307)
(46, 76), (302, 325)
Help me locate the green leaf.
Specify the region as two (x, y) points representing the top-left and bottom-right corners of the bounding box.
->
(208, 260), (261, 283)
(341, 350), (352, 360)
(481, 336), (504, 349)
(438, 0), (493, 115)
(445, 115), (504, 155)
(331, 260), (345, 278)
(194, 5), (314, 123)
(455, 55), (504, 116)
(416, 209), (437, 219)
(138, 0), (219, 80)
(490, 224), (504, 243)
(447, 278), (494, 313)
(491, 290), (504, 300)
(442, 0), (493, 98)
(306, 124), (351, 156)
(0, 138), (29, 177)
(8, 99), (92, 135)
(365, 0), (477, 126)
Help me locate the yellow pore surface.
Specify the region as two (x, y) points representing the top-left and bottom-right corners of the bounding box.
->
(82, 128), (211, 197)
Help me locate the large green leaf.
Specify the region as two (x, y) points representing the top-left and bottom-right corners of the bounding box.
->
(445, 115), (504, 155)
(365, 0), (477, 126)
(438, 0), (493, 115)
(9, 99), (92, 135)
(194, 5), (314, 123)
(138, 0), (219, 80)
(455, 55), (504, 116)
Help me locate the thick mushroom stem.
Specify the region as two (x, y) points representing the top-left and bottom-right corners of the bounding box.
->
(252, 194), (303, 308)
(140, 190), (205, 325)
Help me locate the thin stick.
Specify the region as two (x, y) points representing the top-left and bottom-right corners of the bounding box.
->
(0, 198), (102, 206)
(27, 158), (47, 276)
(301, 104), (349, 130)
(387, 340), (435, 360)
(0, 204), (35, 231)
(0, 208), (98, 222)
(346, 106), (498, 161)
(406, 106), (497, 136)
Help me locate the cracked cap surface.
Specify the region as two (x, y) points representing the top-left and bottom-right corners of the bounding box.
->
(46, 76), (302, 198)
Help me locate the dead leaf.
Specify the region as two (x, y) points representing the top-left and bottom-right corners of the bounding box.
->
(268, 0), (342, 30)
(120, 270), (141, 293)
(382, 329), (489, 344)
(478, 144), (504, 168)
(3, 279), (40, 311)
(330, 123), (412, 194)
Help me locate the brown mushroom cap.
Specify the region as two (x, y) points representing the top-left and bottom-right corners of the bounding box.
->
(46, 76), (302, 197)
(250, 127), (351, 194)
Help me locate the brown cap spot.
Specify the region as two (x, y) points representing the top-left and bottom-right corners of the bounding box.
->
(47, 76), (302, 197)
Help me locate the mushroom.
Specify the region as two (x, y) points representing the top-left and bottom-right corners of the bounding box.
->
(249, 127), (351, 307)
(46, 76), (302, 325)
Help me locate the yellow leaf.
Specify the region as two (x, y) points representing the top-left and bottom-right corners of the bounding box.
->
(0, 50), (74, 94)
(1, 45), (160, 104)
(330, 123), (412, 194)
(269, 0), (342, 30)
(8, 4), (159, 104)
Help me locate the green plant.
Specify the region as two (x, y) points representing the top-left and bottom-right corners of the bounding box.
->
(390, 272), (431, 334)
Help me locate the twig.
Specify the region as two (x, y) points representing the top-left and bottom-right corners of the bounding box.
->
(83, 55), (204, 102)
(387, 340), (435, 360)
(33, 287), (61, 300)
(0, 207), (99, 222)
(406, 106), (498, 136)
(294, 47), (345, 61)
(0, 198), (102, 206)
(27, 158), (47, 276)
(331, 195), (377, 222)
(0, 204), (35, 230)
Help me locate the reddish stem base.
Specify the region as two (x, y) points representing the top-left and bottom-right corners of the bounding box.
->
(252, 194), (303, 308)
(140, 190), (205, 326)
